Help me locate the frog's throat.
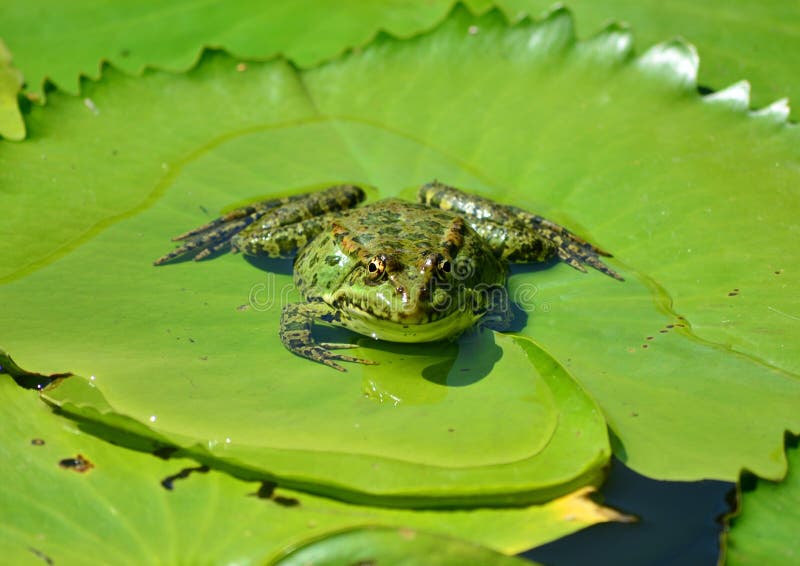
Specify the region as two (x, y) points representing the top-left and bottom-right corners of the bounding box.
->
(337, 305), (482, 343)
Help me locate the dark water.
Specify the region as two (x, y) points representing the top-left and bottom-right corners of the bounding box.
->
(522, 458), (734, 566)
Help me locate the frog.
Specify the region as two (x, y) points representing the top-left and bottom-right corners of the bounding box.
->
(155, 181), (622, 371)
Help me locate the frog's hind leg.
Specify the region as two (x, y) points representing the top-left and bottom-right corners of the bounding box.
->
(233, 215), (332, 258)
(418, 181), (623, 281)
(154, 184), (365, 265)
(281, 302), (377, 372)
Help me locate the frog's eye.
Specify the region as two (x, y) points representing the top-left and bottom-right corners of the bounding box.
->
(438, 258), (452, 274)
(367, 256), (386, 279)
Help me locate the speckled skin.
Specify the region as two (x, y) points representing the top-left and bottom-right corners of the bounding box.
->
(156, 181), (622, 371)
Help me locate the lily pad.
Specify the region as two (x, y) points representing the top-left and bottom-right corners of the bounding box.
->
(34, 331), (609, 505)
(0, 39), (24, 141)
(499, 0), (800, 120)
(725, 438), (800, 565)
(0, 376), (625, 561)
(273, 527), (538, 565)
(1, 5), (798, 493)
(0, 0), (489, 94)
(3, 1), (798, 120)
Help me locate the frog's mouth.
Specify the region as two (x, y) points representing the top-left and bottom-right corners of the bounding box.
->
(330, 289), (483, 343)
(340, 302), (482, 342)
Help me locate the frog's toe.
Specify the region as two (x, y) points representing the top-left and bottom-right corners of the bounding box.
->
(298, 344), (377, 372)
(329, 352), (379, 372)
(319, 342), (359, 350)
(323, 346), (379, 369)
(580, 252), (624, 281)
(154, 210), (259, 265)
(558, 250), (589, 273)
(193, 239), (235, 262)
(557, 246), (624, 281)
(317, 355), (348, 373)
(153, 233), (232, 265)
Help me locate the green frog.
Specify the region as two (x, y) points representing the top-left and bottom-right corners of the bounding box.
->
(155, 181), (622, 371)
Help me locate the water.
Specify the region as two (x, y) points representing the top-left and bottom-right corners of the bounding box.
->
(523, 458), (733, 565)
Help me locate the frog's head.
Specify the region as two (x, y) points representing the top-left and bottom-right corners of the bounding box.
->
(346, 250), (457, 316)
(294, 204), (507, 342)
(329, 239), (506, 342)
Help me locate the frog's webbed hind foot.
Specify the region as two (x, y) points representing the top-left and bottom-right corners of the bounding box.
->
(292, 343), (377, 373)
(280, 303), (377, 372)
(530, 218), (624, 281)
(153, 204), (262, 265)
(419, 181), (623, 281)
(154, 184), (366, 266)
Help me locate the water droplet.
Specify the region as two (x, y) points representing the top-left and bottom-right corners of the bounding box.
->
(83, 98), (99, 115)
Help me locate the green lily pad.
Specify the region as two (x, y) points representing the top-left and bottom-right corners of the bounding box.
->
(725, 439), (800, 565)
(273, 527), (538, 565)
(0, 39), (24, 141)
(3, 1), (798, 120)
(0, 0), (489, 94)
(33, 331), (609, 505)
(499, 0), (800, 120)
(0, 376), (625, 560)
(1, 5), (798, 493)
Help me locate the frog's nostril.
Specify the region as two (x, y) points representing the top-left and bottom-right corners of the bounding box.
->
(432, 288), (450, 308)
(395, 285), (409, 303)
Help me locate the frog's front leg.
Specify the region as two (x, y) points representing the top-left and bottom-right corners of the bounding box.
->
(419, 181), (623, 281)
(281, 301), (378, 372)
(154, 184), (365, 265)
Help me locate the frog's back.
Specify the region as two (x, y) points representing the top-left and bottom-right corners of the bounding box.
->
(293, 198), (504, 302)
(338, 199), (468, 256)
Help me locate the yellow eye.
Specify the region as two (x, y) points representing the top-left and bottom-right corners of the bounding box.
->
(367, 256), (386, 279)
(438, 258), (452, 274)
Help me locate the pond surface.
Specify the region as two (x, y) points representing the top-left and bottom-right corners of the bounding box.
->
(523, 458), (733, 565)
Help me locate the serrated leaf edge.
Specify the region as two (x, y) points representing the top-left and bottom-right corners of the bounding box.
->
(3, 1), (795, 144)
